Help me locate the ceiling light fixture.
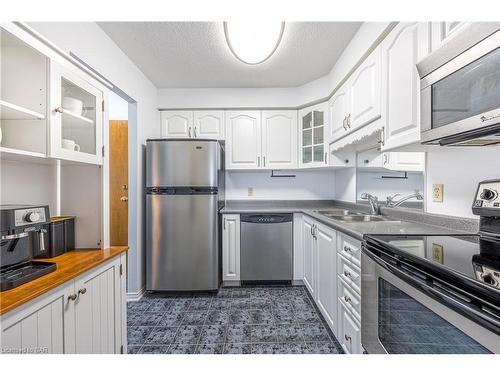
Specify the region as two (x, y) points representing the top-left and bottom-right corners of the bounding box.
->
(223, 21), (285, 65)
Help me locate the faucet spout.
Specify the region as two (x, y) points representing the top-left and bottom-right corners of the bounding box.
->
(360, 193), (380, 215)
(387, 192), (424, 208)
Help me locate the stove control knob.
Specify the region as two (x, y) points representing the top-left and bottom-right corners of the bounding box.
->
(480, 188), (497, 201)
(25, 211), (40, 223)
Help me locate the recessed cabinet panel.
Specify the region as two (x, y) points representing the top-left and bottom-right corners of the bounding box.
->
(261, 110), (297, 169)
(225, 111), (261, 169)
(302, 217), (316, 297)
(161, 111), (193, 138)
(299, 103), (328, 168)
(328, 85), (349, 142)
(194, 110), (224, 139)
(222, 215), (240, 281)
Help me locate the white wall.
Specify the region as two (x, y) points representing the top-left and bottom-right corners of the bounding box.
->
(334, 168), (357, 203)
(226, 170), (335, 200)
(109, 91), (129, 120)
(28, 22), (159, 295)
(357, 171), (424, 202)
(425, 146), (500, 218)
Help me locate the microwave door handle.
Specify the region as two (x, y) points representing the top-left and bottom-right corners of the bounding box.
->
(365, 246), (500, 333)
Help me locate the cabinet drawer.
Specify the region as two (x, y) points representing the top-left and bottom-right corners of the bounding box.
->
(338, 301), (362, 354)
(338, 277), (361, 322)
(337, 234), (361, 267)
(337, 254), (361, 294)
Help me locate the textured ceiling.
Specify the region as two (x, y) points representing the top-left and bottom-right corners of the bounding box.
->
(98, 22), (361, 88)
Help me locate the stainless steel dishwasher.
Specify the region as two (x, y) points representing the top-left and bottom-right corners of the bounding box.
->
(240, 213), (293, 283)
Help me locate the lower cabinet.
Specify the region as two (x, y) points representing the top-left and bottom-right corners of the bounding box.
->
(222, 214), (240, 282)
(0, 253), (127, 354)
(302, 216), (338, 336)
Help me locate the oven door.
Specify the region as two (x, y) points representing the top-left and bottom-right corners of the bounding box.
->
(420, 29), (500, 145)
(361, 248), (499, 354)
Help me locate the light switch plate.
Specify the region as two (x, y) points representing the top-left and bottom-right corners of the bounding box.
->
(432, 184), (443, 202)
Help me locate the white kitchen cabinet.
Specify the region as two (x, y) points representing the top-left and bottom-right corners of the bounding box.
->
(222, 214), (241, 282)
(261, 110), (297, 169)
(315, 222), (338, 335)
(160, 110), (193, 138)
(383, 151), (425, 172)
(293, 213), (304, 281)
(381, 22), (430, 150)
(431, 22), (469, 52)
(328, 82), (350, 143)
(49, 61), (104, 165)
(348, 47), (381, 131)
(193, 110), (224, 139)
(299, 103), (329, 168)
(302, 216), (316, 297)
(338, 300), (362, 354)
(0, 254), (126, 354)
(225, 111), (261, 169)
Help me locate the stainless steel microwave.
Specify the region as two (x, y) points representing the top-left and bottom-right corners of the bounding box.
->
(418, 23), (500, 146)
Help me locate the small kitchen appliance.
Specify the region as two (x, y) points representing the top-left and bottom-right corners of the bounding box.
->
(361, 179), (500, 354)
(0, 205), (56, 291)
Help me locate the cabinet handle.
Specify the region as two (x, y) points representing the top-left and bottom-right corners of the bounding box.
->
(324, 152), (327, 165)
(347, 114), (351, 128)
(188, 127), (192, 138)
(194, 126), (197, 137)
(343, 245), (352, 253)
(344, 270), (352, 278)
(78, 287), (87, 295)
(344, 334), (352, 342)
(55, 107), (64, 113)
(223, 218), (226, 230)
(263, 156), (266, 167)
(257, 156), (260, 167)
(68, 293), (78, 301)
(344, 295), (352, 304)
(342, 116), (347, 130)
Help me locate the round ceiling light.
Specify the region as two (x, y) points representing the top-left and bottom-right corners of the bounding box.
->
(223, 21), (285, 65)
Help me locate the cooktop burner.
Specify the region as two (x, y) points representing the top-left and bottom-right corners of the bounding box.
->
(364, 234), (500, 290)
(0, 261), (56, 291)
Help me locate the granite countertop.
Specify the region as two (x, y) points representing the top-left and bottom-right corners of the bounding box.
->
(221, 200), (476, 241)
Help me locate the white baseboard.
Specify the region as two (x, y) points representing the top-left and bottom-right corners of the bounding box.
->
(126, 288), (145, 302)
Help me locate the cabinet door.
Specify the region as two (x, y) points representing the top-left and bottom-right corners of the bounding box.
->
(50, 62), (103, 165)
(225, 111), (261, 169)
(222, 214), (240, 281)
(384, 151), (425, 172)
(302, 217), (316, 297)
(73, 257), (121, 354)
(328, 83), (349, 142)
(348, 47), (381, 131)
(338, 301), (362, 354)
(381, 23), (430, 150)
(315, 223), (337, 335)
(193, 110), (224, 139)
(261, 110), (297, 169)
(0, 282), (74, 354)
(160, 110), (193, 138)
(299, 103), (328, 168)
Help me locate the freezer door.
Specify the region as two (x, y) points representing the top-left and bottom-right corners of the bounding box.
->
(147, 140), (219, 187)
(146, 193), (219, 291)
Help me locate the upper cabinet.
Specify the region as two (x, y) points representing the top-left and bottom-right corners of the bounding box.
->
(160, 110), (224, 139)
(225, 110), (261, 169)
(50, 62), (104, 165)
(160, 110), (193, 138)
(261, 110), (297, 169)
(381, 22), (430, 150)
(225, 110), (297, 170)
(299, 103), (329, 168)
(329, 47), (381, 144)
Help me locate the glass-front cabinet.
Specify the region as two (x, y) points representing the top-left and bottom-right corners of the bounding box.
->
(299, 103), (329, 168)
(50, 62), (103, 165)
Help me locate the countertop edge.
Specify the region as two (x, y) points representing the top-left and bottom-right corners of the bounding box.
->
(0, 247), (128, 316)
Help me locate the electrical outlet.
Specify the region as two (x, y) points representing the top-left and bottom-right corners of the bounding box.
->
(432, 184), (443, 202)
(247, 187), (254, 197)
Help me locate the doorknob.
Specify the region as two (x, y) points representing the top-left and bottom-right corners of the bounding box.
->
(120, 196), (128, 202)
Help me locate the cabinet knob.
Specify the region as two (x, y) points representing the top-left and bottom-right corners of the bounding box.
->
(344, 270), (352, 278)
(55, 107), (64, 113)
(344, 246), (352, 253)
(78, 287), (87, 295)
(344, 334), (352, 341)
(68, 293), (78, 301)
(344, 295), (352, 303)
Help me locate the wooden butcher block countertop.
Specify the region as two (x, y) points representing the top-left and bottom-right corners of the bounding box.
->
(0, 246), (128, 315)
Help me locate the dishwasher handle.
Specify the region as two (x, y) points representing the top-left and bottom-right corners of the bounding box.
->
(240, 213), (293, 224)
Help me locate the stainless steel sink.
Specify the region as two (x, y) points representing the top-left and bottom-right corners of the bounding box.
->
(333, 214), (399, 223)
(314, 209), (359, 218)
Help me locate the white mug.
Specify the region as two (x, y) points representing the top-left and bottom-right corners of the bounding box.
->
(62, 97), (84, 115)
(62, 138), (81, 152)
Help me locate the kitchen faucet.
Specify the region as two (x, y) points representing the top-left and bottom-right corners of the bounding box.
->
(360, 193), (380, 215)
(386, 192), (424, 208)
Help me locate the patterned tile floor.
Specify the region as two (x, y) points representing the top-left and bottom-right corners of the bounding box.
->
(127, 286), (344, 354)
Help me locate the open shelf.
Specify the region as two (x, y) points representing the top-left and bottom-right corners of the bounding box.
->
(62, 108), (94, 125)
(0, 100), (45, 120)
(0, 146), (47, 163)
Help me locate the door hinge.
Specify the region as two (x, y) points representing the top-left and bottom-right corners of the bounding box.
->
(119, 264), (123, 276)
(102, 100), (105, 112)
(120, 345), (124, 354)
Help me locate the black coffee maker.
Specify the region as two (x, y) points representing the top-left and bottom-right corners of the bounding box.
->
(0, 205), (56, 291)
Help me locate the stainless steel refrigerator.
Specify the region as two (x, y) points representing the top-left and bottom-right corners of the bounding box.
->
(146, 139), (224, 291)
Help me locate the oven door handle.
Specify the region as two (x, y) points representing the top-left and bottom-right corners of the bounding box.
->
(363, 246), (500, 333)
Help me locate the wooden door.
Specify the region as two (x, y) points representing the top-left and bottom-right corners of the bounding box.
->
(225, 111), (261, 169)
(261, 110), (297, 169)
(109, 120), (128, 246)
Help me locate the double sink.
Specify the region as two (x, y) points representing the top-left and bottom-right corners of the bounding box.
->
(314, 209), (400, 223)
